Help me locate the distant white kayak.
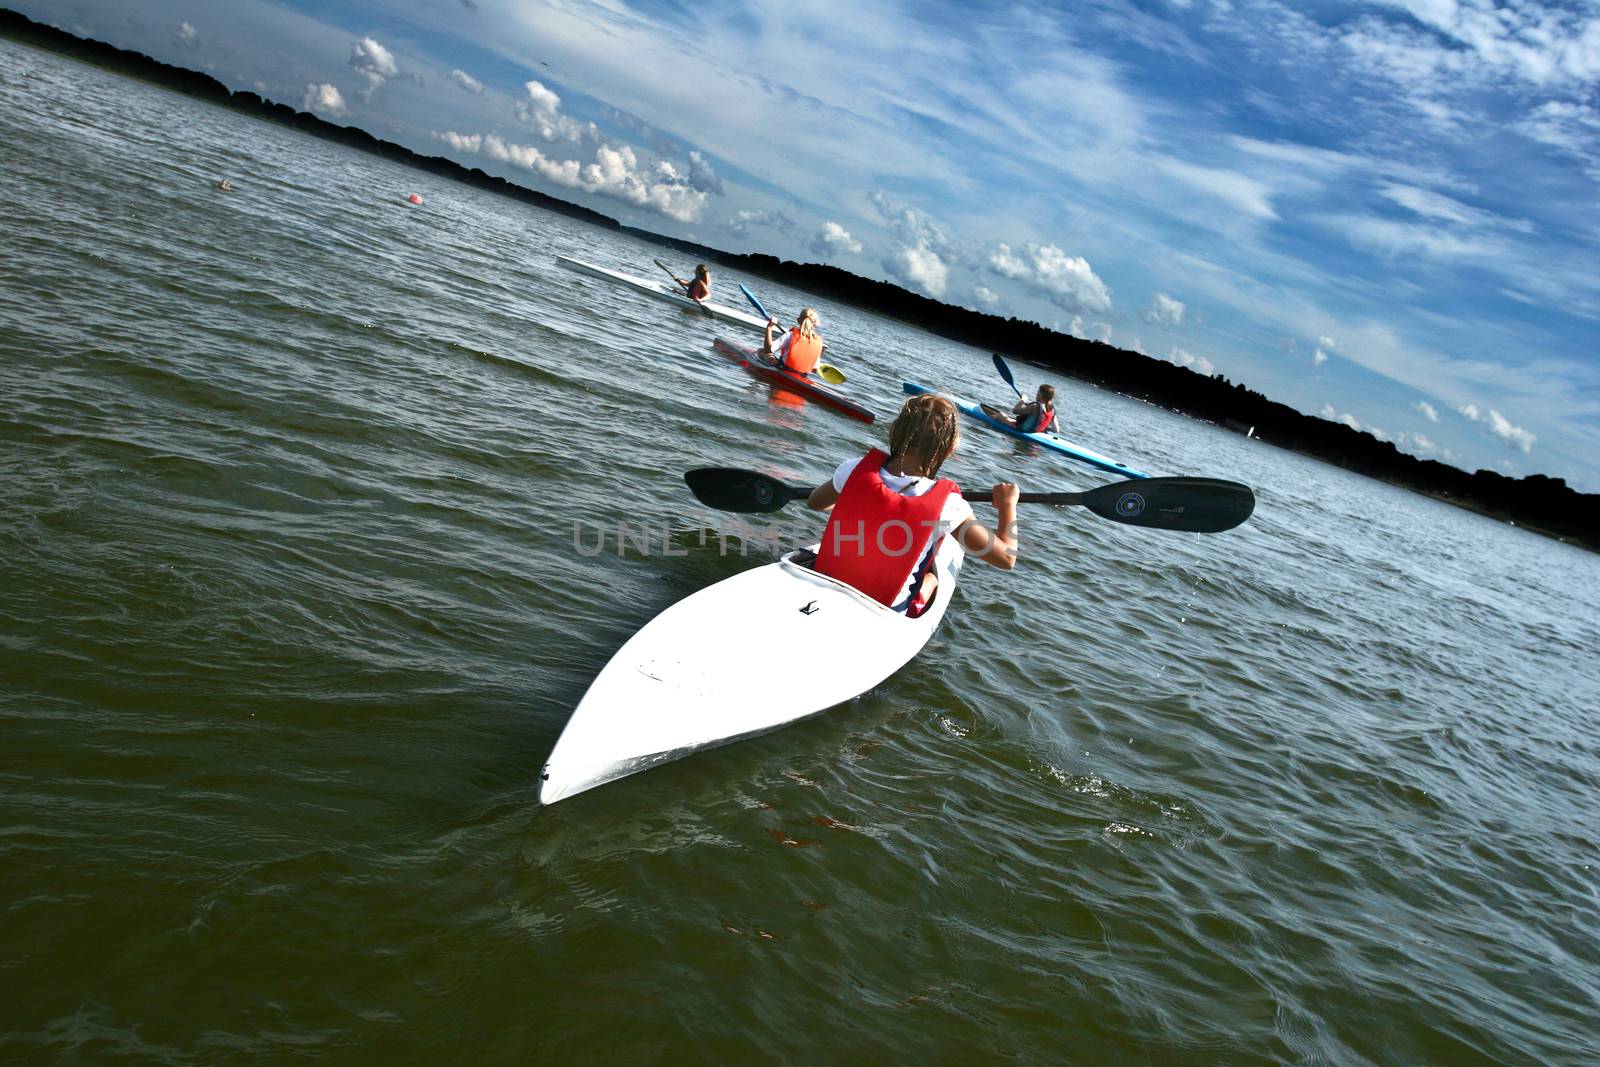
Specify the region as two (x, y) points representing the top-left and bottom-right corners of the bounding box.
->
(539, 538), (964, 804)
(555, 255), (769, 331)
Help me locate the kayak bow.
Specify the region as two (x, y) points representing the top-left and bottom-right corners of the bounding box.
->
(539, 538), (963, 803)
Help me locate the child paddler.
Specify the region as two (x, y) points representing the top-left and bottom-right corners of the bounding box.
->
(985, 384), (1057, 434)
(671, 263), (712, 303)
(804, 392), (1019, 615)
(760, 306), (825, 377)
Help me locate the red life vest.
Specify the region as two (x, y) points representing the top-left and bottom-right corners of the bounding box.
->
(688, 279), (709, 301)
(814, 449), (958, 608)
(783, 329), (824, 375)
(1032, 405), (1055, 434)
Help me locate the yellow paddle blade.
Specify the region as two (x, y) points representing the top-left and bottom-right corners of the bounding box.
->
(817, 363), (847, 385)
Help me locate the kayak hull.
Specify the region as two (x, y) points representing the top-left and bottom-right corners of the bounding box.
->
(539, 539), (962, 803)
(716, 339), (875, 423)
(902, 381), (1148, 478)
(555, 256), (769, 330)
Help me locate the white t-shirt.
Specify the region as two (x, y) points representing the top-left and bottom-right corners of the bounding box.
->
(830, 457), (975, 610)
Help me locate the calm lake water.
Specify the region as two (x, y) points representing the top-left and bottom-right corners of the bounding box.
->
(3, 37), (1598, 1065)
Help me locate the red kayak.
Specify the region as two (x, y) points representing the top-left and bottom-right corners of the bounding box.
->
(712, 338), (875, 423)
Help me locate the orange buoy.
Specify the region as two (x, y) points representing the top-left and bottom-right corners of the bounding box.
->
(408, 193), (423, 205)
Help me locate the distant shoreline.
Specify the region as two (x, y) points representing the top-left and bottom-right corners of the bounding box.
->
(4, 7), (1595, 553)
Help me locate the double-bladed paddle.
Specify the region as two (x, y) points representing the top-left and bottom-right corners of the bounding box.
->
(685, 468), (1255, 533)
(653, 258), (712, 318)
(737, 284), (848, 386)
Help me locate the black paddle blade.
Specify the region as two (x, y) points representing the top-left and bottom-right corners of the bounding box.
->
(684, 468), (813, 513)
(1026, 477), (1256, 533)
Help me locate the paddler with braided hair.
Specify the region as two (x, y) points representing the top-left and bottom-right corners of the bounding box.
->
(804, 392), (1020, 615)
(760, 306), (827, 377)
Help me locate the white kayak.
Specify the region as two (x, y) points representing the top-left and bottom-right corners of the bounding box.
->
(555, 255), (769, 331)
(539, 537), (965, 804)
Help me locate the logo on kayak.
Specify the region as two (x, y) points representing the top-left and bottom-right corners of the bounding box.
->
(800, 600), (819, 615)
(1115, 492), (1146, 518)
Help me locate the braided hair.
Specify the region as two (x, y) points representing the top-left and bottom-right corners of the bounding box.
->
(887, 393), (960, 477)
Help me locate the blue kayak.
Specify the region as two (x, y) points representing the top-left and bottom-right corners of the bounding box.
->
(902, 382), (1149, 478)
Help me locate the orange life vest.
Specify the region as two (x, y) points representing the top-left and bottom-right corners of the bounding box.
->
(783, 329), (824, 375)
(814, 449), (958, 608)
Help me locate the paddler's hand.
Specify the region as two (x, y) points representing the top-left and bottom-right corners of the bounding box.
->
(992, 482), (1020, 511)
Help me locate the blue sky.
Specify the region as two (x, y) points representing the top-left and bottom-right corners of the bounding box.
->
(20, 0), (1600, 490)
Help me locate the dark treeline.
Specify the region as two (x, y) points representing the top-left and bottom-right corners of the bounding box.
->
(6, 7), (1596, 551)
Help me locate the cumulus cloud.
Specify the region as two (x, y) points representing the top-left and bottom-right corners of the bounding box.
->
(975, 285), (999, 307)
(1458, 402), (1482, 420)
(686, 151), (723, 195)
(868, 192), (956, 295)
(988, 243), (1112, 313)
(349, 37), (397, 98)
(437, 131), (481, 152)
(890, 242), (949, 297)
(1144, 292), (1185, 325)
(177, 21), (197, 45)
(1320, 403), (1363, 432)
(449, 69), (484, 95)
(435, 81), (720, 223)
(1318, 335), (1337, 349)
(1487, 409), (1536, 452)
(1313, 348), (1329, 367)
(1417, 400), (1439, 422)
(1169, 346), (1213, 374)
(435, 131), (709, 222)
(304, 83), (347, 117)
(812, 221), (862, 256)
(729, 209), (799, 239)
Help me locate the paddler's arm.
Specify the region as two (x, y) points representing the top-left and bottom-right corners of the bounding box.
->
(760, 317), (780, 356)
(806, 481), (840, 511)
(955, 483), (1020, 569)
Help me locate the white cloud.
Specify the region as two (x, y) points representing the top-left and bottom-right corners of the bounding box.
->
(1170, 346), (1213, 374)
(1330, 215), (1499, 260)
(975, 285), (999, 307)
(988, 243), (1112, 313)
(177, 21), (197, 44)
(1093, 321), (1115, 344)
(1417, 400), (1439, 422)
(449, 69), (484, 95)
(438, 132), (709, 222)
(1321, 402), (1363, 432)
(1458, 402), (1482, 420)
(1154, 156), (1277, 219)
(437, 131), (482, 152)
(1487, 409), (1536, 452)
(1313, 348), (1328, 367)
(303, 83), (347, 117)
(1364, 1), (1600, 89)
(1145, 292), (1185, 325)
(1317, 336), (1336, 349)
(890, 241), (948, 297)
(812, 221), (862, 256)
(1412, 432), (1436, 452)
(349, 37), (397, 97)
(729, 209), (798, 239)
(1067, 315), (1085, 338)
